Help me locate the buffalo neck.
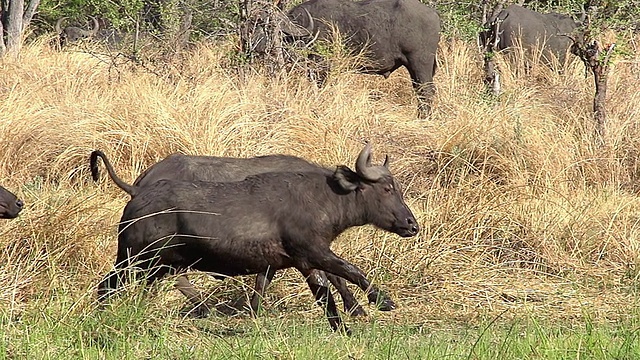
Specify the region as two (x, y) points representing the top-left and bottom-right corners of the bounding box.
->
(291, 173), (370, 240)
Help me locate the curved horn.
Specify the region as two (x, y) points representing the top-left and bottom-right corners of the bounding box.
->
(76, 16), (99, 37)
(55, 17), (66, 34)
(88, 16), (99, 36)
(283, 7), (314, 37)
(355, 143), (390, 181)
(302, 8), (314, 34)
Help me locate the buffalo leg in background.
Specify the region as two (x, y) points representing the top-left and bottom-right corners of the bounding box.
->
(325, 272), (367, 316)
(299, 268), (350, 334)
(175, 274), (213, 317)
(407, 53), (437, 117)
(308, 247), (395, 311)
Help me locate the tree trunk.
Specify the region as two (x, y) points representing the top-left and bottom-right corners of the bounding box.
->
(592, 65), (607, 145)
(1, 0), (40, 57)
(0, 6), (6, 56)
(4, 0), (24, 56)
(22, 0), (38, 29)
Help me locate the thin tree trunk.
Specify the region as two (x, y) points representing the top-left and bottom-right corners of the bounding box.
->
(5, 0), (24, 56)
(592, 66), (607, 145)
(0, 6), (6, 56)
(22, 0), (39, 29)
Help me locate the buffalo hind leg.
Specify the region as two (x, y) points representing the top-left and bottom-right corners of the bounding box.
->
(175, 274), (212, 318)
(310, 250), (395, 311)
(325, 272), (366, 317)
(97, 250), (142, 303)
(406, 54), (437, 118)
(97, 269), (123, 303)
(248, 268), (276, 316)
(97, 259), (173, 305)
(299, 268), (350, 335)
(223, 267), (276, 317)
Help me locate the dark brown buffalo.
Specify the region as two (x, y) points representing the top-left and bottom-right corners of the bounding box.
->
(479, 5), (580, 67)
(97, 144), (419, 333)
(90, 150), (368, 317)
(0, 185), (23, 219)
(284, 0), (440, 117)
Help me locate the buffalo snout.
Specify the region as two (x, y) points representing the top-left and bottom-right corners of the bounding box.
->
(0, 186), (24, 219)
(2, 198), (24, 219)
(395, 215), (419, 237)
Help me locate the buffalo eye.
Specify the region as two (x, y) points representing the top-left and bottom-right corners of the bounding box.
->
(384, 185), (394, 193)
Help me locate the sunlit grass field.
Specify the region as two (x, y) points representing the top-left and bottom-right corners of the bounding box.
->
(1, 34), (640, 358)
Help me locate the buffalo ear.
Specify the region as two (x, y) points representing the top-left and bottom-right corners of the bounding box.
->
(383, 155), (390, 168)
(333, 166), (360, 192)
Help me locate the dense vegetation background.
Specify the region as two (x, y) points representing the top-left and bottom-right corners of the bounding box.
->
(1, 0), (640, 358)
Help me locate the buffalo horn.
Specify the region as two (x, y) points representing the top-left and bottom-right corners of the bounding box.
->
(282, 7), (314, 37)
(78, 16), (99, 37)
(355, 143), (390, 181)
(383, 155), (390, 168)
(88, 16), (99, 36)
(55, 17), (66, 34)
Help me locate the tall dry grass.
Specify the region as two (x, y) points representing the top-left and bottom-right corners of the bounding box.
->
(1, 36), (640, 325)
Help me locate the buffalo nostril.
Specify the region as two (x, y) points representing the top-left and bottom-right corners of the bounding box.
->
(406, 218), (419, 233)
(16, 200), (24, 208)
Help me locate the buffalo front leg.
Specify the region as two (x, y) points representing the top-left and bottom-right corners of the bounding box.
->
(299, 268), (350, 335)
(310, 250), (395, 311)
(325, 272), (366, 317)
(175, 274), (212, 318)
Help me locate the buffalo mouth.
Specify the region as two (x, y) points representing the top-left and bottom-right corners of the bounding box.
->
(0, 209), (22, 219)
(0, 200), (24, 219)
(391, 222), (419, 238)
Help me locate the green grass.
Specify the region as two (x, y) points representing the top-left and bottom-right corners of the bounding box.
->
(2, 290), (639, 360)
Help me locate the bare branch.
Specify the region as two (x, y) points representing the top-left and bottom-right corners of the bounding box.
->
(602, 42), (616, 71)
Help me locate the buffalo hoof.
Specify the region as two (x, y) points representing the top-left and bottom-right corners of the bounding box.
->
(331, 320), (352, 336)
(215, 302), (240, 316)
(376, 298), (396, 311)
(340, 325), (353, 336)
(346, 305), (367, 317)
(368, 291), (396, 311)
(187, 303), (212, 318)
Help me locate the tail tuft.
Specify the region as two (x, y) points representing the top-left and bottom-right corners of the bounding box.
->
(89, 150), (103, 181)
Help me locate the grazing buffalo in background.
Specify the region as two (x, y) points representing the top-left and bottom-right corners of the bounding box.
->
(0, 185), (24, 219)
(90, 150), (369, 317)
(97, 143), (419, 333)
(479, 5), (580, 67)
(284, 0), (441, 117)
(55, 16), (100, 46)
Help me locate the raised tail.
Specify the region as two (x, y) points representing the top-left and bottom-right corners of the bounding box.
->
(90, 150), (137, 197)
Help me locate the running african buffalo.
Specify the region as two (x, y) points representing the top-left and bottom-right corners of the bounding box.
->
(283, 0), (441, 117)
(0, 185), (23, 219)
(90, 150), (368, 317)
(97, 143), (419, 333)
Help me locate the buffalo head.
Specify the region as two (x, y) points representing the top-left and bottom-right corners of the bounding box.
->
(242, 6), (314, 55)
(0, 185), (23, 219)
(333, 143), (419, 237)
(56, 16), (100, 46)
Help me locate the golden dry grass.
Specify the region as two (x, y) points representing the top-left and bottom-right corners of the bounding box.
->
(1, 35), (639, 327)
